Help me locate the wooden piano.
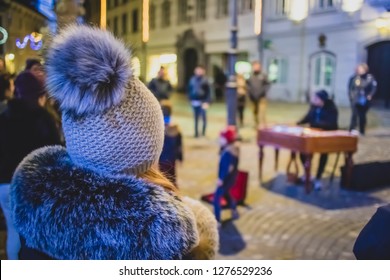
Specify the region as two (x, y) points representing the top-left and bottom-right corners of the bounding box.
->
(257, 125), (358, 193)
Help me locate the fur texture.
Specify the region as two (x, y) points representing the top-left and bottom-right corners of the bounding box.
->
(45, 25), (132, 116)
(10, 146), (200, 260)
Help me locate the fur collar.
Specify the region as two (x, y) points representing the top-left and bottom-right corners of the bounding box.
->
(10, 146), (199, 260)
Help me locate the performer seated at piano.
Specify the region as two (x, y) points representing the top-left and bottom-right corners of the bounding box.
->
(297, 90), (338, 190)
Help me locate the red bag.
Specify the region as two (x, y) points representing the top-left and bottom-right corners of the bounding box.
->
(201, 171), (248, 207)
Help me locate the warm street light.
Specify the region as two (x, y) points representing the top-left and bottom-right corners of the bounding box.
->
(142, 0), (150, 43)
(289, 0), (309, 23)
(342, 0), (364, 13)
(101, 0), (107, 29)
(254, 0), (262, 35)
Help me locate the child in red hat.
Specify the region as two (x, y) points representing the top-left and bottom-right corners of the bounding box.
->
(213, 126), (240, 224)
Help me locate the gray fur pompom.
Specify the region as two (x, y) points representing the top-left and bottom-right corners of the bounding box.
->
(45, 25), (132, 116)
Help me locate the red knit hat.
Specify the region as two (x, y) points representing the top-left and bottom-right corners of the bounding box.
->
(220, 126), (237, 144)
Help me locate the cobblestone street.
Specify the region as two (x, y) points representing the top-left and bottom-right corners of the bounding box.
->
(172, 95), (390, 260)
(1, 95), (389, 260)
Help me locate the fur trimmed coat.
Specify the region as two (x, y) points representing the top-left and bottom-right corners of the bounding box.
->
(10, 146), (218, 260)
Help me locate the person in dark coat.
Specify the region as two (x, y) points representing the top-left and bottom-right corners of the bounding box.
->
(213, 126), (240, 224)
(159, 100), (183, 187)
(348, 63), (377, 135)
(188, 65), (211, 138)
(297, 90), (338, 190)
(0, 71), (62, 259)
(148, 66), (173, 101)
(246, 61), (270, 128)
(353, 203), (390, 260)
(0, 73), (14, 114)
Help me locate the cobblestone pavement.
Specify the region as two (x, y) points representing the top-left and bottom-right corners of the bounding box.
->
(1, 95), (389, 260)
(172, 95), (390, 260)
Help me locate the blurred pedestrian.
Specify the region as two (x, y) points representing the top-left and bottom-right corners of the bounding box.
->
(10, 25), (218, 260)
(213, 126), (240, 224)
(0, 74), (14, 114)
(148, 66), (173, 101)
(0, 71), (62, 259)
(188, 65), (211, 138)
(159, 100), (183, 187)
(297, 90), (338, 190)
(25, 58), (45, 85)
(0, 57), (5, 74)
(236, 74), (247, 127)
(348, 63), (377, 135)
(247, 61), (270, 128)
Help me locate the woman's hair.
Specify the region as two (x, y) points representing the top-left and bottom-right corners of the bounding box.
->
(138, 166), (178, 194)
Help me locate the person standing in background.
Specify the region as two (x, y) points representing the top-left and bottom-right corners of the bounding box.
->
(247, 61), (270, 128)
(188, 65), (211, 138)
(0, 74), (14, 114)
(148, 66), (173, 101)
(236, 74), (247, 127)
(348, 63), (377, 135)
(0, 71), (62, 259)
(159, 100), (183, 187)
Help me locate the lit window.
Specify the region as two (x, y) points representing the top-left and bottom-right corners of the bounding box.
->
(162, 1), (171, 27)
(310, 52), (336, 94)
(268, 58), (288, 84)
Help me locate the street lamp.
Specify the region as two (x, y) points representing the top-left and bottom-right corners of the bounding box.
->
(341, 0), (364, 13)
(226, 0), (238, 126)
(289, 0), (309, 23)
(101, 0), (107, 29)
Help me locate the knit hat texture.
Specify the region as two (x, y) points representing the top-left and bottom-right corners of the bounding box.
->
(45, 25), (164, 176)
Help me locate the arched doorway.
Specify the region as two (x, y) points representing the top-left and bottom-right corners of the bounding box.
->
(367, 41), (390, 107)
(184, 48), (198, 88)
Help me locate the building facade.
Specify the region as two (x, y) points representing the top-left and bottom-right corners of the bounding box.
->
(0, 0), (47, 73)
(106, 0), (259, 90)
(262, 0), (390, 106)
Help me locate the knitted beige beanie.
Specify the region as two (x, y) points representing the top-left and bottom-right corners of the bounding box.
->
(45, 25), (164, 176)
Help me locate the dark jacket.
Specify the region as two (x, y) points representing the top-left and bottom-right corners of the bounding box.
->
(188, 76), (211, 103)
(0, 99), (61, 183)
(354, 204), (390, 260)
(246, 73), (270, 102)
(348, 73), (377, 106)
(148, 78), (173, 101)
(218, 144), (239, 189)
(297, 100), (338, 131)
(159, 124), (183, 164)
(10, 146), (218, 260)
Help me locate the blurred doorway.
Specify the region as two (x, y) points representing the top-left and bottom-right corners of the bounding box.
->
(184, 48), (198, 89)
(367, 41), (390, 108)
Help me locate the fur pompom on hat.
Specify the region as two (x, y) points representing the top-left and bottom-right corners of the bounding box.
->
(45, 25), (164, 176)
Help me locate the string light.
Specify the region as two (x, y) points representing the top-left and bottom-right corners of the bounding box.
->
(16, 33), (43, 50)
(142, 0), (149, 43)
(0, 26), (8, 45)
(254, 0), (262, 35)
